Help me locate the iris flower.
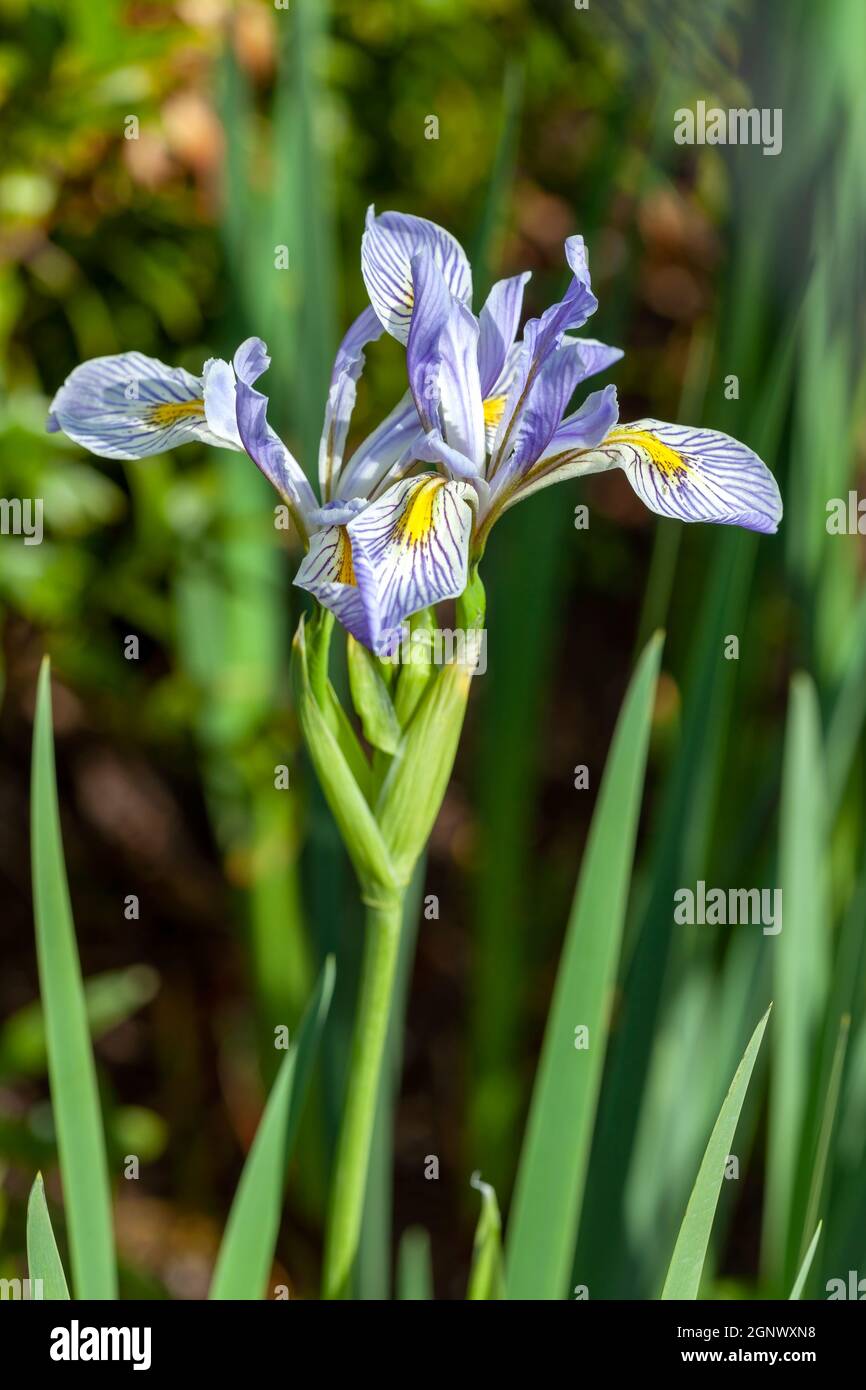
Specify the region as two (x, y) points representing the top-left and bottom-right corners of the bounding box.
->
(47, 208), (782, 651)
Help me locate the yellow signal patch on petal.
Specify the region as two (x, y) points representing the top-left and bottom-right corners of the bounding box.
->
(146, 398), (206, 427)
(603, 425), (693, 483)
(394, 477), (445, 545)
(336, 527), (357, 585)
(482, 395), (507, 431)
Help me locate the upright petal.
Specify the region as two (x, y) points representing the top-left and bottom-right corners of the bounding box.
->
(404, 253), (486, 478)
(362, 206), (473, 343)
(437, 300), (485, 469)
(477, 272), (531, 396)
(406, 251), (453, 432)
(521, 235), (598, 372)
(337, 391), (424, 501)
(560, 419), (783, 533)
(490, 236), (599, 466)
(47, 353), (223, 458)
(492, 334), (613, 486)
(493, 385), (620, 511)
(319, 306), (385, 501)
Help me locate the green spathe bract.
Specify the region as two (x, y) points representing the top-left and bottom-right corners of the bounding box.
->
(296, 597), (479, 1298)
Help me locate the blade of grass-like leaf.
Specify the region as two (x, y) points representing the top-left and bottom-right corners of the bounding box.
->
(762, 675), (829, 1289)
(469, 487), (573, 1193)
(661, 1006), (771, 1300)
(505, 632), (664, 1300)
(579, 532), (757, 1297)
(209, 957), (335, 1300)
(397, 1227), (433, 1300)
(798, 1015), (850, 1272)
(31, 657), (116, 1299)
(27, 1173), (70, 1300)
(790, 1222), (823, 1301)
(467, 1173), (506, 1300)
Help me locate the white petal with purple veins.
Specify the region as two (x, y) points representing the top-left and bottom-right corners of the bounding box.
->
(567, 419), (783, 533)
(47, 353), (224, 459)
(362, 206), (473, 344)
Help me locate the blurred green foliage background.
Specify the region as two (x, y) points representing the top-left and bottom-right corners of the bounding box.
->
(1, 0), (865, 1298)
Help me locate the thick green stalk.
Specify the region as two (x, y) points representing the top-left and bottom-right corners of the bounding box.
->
(322, 892), (405, 1299)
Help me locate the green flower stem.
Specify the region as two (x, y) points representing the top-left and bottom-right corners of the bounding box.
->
(322, 890), (405, 1299)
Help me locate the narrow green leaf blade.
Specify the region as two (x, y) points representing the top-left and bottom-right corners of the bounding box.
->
(31, 657), (117, 1299)
(27, 1173), (70, 1300)
(467, 1173), (506, 1300)
(505, 632), (664, 1299)
(397, 1227), (434, 1301)
(789, 1221), (822, 1301)
(763, 674), (829, 1287)
(209, 957), (335, 1299)
(661, 1006), (771, 1300)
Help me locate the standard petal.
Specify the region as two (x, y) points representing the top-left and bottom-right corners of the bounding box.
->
(235, 379), (317, 518)
(493, 385), (620, 511)
(521, 235), (598, 371)
(47, 352), (220, 459)
(477, 272), (531, 396)
(491, 336), (614, 486)
(406, 251), (452, 432)
(437, 300), (486, 470)
(567, 419), (783, 533)
(319, 306), (385, 501)
(490, 236), (599, 465)
(337, 391), (425, 500)
(403, 253), (485, 478)
(347, 475), (475, 650)
(362, 206), (473, 343)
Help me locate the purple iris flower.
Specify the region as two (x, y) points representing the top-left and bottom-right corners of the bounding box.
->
(46, 207), (782, 653)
